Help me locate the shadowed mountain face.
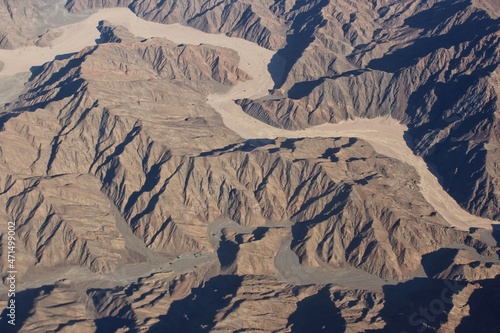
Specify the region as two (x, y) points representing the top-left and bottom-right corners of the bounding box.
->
(0, 1), (499, 333)
(65, 0), (287, 50)
(5, 1), (497, 223)
(0, 0), (90, 49)
(147, 275), (244, 333)
(235, 0), (500, 221)
(286, 286), (346, 332)
(1, 37), (474, 280)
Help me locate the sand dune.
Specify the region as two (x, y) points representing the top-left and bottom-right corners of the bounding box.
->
(0, 7), (496, 231)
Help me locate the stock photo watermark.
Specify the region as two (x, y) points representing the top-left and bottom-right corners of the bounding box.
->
(401, 279), (465, 333)
(4, 221), (17, 326)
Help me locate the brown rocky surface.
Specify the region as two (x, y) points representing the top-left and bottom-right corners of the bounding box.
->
(60, 0), (500, 221)
(422, 247), (500, 281)
(97, 20), (144, 44)
(236, 0), (500, 221)
(0, 2), (499, 333)
(65, 0), (133, 13)
(6, 272), (497, 333)
(0, 274), (383, 332)
(33, 29), (63, 47)
(1, 28), (476, 282)
(0, 37), (248, 275)
(0, 0), (90, 49)
(66, 0), (287, 50)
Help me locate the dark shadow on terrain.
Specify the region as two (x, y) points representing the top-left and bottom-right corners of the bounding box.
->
(455, 275), (500, 332)
(404, 63), (498, 218)
(95, 317), (137, 333)
(368, 0), (499, 73)
(147, 275), (244, 333)
(366, 278), (465, 333)
(406, 64), (497, 136)
(27, 51), (86, 83)
(127, 164), (181, 232)
(402, 130), (415, 150)
(291, 183), (352, 250)
(15, 48), (97, 113)
(492, 224), (500, 247)
(217, 227), (269, 268)
(28, 65), (46, 81)
(366, 0), (500, 221)
(199, 143), (240, 156)
(354, 173), (377, 185)
(0, 112), (22, 131)
(421, 248), (459, 277)
(95, 20), (110, 44)
(54, 52), (78, 61)
(492, 224), (500, 259)
(217, 233), (240, 269)
(238, 138), (276, 152)
(218, 227), (270, 269)
(96, 123), (142, 177)
(251, 226), (269, 241)
(199, 139), (276, 156)
(268, 0), (329, 89)
(287, 69), (368, 99)
(404, 0), (471, 32)
(26, 77), (86, 112)
(87, 288), (138, 333)
(123, 150), (171, 214)
(287, 286), (346, 332)
(320, 138), (356, 162)
(0, 285), (55, 333)
(322, 147), (340, 162)
(1, 49), (94, 131)
(287, 76), (324, 99)
(279, 137), (305, 150)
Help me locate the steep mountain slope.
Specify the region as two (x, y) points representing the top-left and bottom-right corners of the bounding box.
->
(60, 0), (500, 221)
(237, 0), (500, 220)
(0, 37), (248, 277)
(0, 2), (499, 333)
(3, 34), (483, 282)
(0, 0), (90, 49)
(66, 0), (287, 50)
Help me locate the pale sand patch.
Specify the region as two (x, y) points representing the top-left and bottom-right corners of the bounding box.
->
(210, 86), (497, 231)
(0, 7), (496, 231)
(0, 7), (275, 78)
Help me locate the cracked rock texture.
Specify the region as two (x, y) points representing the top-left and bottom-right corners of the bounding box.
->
(0, 2), (499, 333)
(61, 0), (500, 221)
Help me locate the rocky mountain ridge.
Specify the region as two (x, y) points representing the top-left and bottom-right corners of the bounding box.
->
(0, 2), (499, 332)
(54, 0), (500, 221)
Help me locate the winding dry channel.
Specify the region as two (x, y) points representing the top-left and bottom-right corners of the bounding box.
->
(0, 8), (497, 236)
(4, 7), (494, 231)
(1, 7), (498, 293)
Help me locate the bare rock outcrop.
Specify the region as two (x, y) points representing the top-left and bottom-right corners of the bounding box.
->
(66, 0), (287, 50)
(422, 248), (500, 281)
(237, 0), (500, 221)
(96, 20), (144, 44)
(4, 31), (497, 284)
(33, 29), (63, 47)
(16, 272), (498, 333)
(0, 0), (89, 49)
(0, 174), (129, 275)
(0, 38), (248, 279)
(54, 1), (500, 220)
(1, 3), (499, 332)
(2, 31), (489, 284)
(65, 0), (133, 13)
(219, 227), (289, 276)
